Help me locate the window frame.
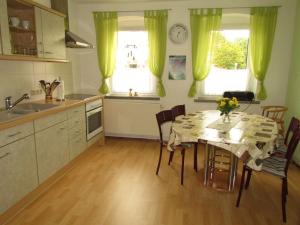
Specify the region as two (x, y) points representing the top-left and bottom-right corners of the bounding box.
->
(198, 11), (257, 98)
(109, 15), (157, 97)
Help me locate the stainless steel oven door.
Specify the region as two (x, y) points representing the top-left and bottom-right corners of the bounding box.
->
(86, 107), (103, 140)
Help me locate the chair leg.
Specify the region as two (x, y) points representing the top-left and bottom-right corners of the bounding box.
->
(194, 143), (198, 172)
(236, 165), (247, 207)
(245, 169), (252, 190)
(156, 145), (163, 175)
(282, 178), (287, 223)
(181, 148), (186, 185)
(285, 178), (288, 196)
(168, 151), (174, 165)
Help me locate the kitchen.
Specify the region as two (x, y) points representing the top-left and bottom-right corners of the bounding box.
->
(0, 0), (300, 224)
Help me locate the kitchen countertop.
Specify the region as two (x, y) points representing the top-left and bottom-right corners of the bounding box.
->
(0, 96), (102, 131)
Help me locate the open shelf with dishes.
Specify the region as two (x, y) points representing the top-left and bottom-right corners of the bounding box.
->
(6, 0), (37, 56)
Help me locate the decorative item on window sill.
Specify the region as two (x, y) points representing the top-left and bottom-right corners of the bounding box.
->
(126, 44), (139, 69)
(129, 88), (133, 97)
(216, 97), (239, 123)
(134, 92), (138, 97)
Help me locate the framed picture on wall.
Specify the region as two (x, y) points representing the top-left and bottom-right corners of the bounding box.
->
(168, 55), (186, 80)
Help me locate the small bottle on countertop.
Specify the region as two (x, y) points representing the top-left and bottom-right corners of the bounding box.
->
(56, 77), (65, 101)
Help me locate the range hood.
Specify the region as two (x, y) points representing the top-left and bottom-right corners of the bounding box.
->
(51, 0), (94, 48)
(65, 31), (94, 48)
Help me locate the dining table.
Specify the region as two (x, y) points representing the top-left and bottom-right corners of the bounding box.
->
(167, 110), (278, 190)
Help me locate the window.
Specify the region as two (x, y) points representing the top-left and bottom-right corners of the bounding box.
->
(111, 31), (155, 95)
(203, 29), (252, 96)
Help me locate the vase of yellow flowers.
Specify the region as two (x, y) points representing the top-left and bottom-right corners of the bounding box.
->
(217, 97), (239, 123)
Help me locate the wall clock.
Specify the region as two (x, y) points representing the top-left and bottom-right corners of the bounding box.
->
(169, 23), (188, 44)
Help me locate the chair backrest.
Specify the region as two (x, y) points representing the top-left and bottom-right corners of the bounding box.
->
(262, 106), (288, 135)
(261, 105), (288, 121)
(284, 117), (300, 145)
(156, 110), (173, 143)
(285, 128), (300, 174)
(171, 104), (186, 121)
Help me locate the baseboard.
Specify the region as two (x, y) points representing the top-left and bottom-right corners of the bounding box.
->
(105, 132), (158, 140)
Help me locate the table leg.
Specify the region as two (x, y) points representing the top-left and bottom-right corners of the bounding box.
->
(229, 154), (238, 191)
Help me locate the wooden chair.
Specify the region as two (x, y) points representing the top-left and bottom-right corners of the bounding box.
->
(155, 110), (186, 185)
(236, 127), (300, 223)
(275, 117), (300, 156)
(170, 104), (198, 172)
(261, 106), (288, 136)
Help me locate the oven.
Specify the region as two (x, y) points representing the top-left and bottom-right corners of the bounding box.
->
(86, 99), (103, 140)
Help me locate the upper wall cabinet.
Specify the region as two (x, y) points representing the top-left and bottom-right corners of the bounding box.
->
(35, 7), (66, 59)
(0, 0), (67, 61)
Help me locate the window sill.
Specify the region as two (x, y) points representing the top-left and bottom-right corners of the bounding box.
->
(194, 96), (260, 104)
(105, 94), (160, 101)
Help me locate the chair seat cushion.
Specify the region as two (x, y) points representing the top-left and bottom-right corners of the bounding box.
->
(275, 144), (287, 153)
(181, 142), (193, 148)
(262, 156), (287, 178)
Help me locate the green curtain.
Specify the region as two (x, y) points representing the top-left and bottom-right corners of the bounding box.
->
(93, 12), (118, 94)
(188, 8), (222, 97)
(250, 7), (278, 100)
(144, 10), (168, 97)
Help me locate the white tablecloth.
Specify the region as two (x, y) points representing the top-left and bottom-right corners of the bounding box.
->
(168, 110), (278, 170)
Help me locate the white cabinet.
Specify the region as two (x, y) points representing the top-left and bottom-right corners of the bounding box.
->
(0, 0), (10, 55)
(0, 135), (38, 214)
(0, 122), (34, 147)
(67, 106), (87, 160)
(35, 7), (66, 59)
(0, 0), (66, 60)
(35, 121), (69, 183)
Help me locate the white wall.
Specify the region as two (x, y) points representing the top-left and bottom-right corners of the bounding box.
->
(69, 0), (297, 138)
(0, 61), (73, 109)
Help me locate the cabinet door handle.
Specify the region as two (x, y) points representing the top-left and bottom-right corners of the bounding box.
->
(0, 153), (10, 159)
(59, 127), (65, 131)
(75, 120), (79, 124)
(7, 131), (21, 138)
(44, 51), (53, 54)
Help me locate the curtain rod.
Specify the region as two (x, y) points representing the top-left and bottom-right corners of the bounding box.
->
(188, 6), (282, 10)
(109, 9), (172, 13)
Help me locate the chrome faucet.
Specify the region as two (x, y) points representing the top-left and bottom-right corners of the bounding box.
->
(5, 93), (30, 110)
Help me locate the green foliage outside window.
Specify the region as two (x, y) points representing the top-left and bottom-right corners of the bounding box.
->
(213, 32), (248, 70)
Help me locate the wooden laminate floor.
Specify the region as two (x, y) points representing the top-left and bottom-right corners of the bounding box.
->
(5, 138), (300, 225)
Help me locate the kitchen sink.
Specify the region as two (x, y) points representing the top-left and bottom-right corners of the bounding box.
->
(11, 103), (58, 114)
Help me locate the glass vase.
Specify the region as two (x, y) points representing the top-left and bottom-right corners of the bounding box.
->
(223, 113), (231, 123)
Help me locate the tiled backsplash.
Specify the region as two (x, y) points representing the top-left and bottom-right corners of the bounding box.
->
(0, 61), (73, 109)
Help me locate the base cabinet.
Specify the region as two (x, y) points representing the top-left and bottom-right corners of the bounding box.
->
(0, 135), (38, 214)
(35, 121), (69, 183)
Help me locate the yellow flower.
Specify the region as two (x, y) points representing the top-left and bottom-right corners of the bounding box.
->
(220, 101), (226, 107)
(232, 97), (237, 102)
(229, 100), (234, 106)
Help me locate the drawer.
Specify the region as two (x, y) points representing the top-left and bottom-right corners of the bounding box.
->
(67, 105), (85, 120)
(69, 132), (87, 160)
(34, 111), (67, 132)
(69, 124), (86, 139)
(68, 114), (85, 130)
(0, 122), (34, 147)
